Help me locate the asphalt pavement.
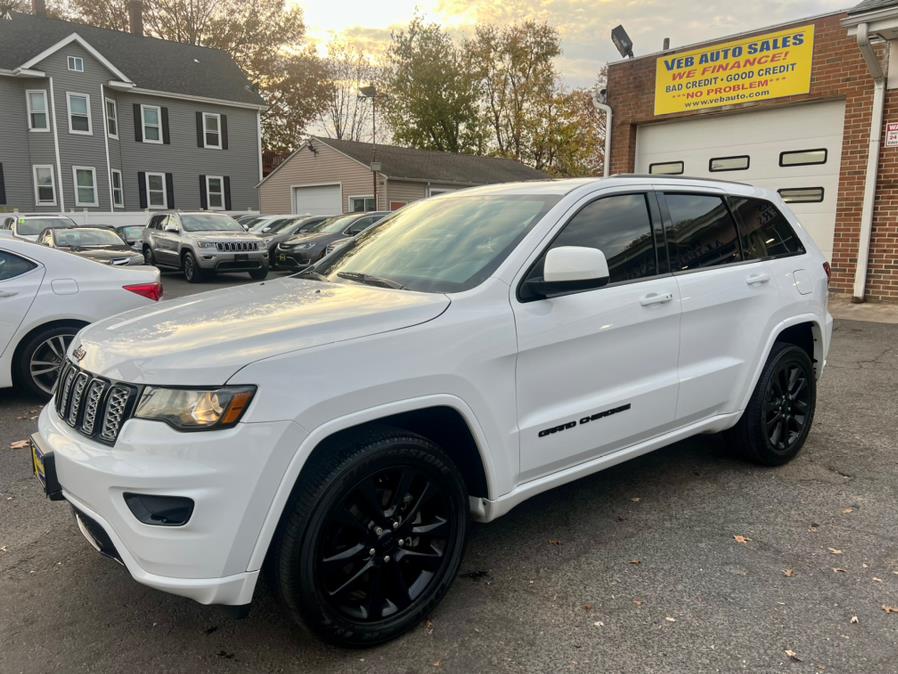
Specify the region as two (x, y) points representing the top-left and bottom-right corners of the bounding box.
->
(1, 280), (897, 672)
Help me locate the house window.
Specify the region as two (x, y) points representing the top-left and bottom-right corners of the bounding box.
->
(66, 92), (92, 134)
(349, 196), (375, 212)
(649, 161), (684, 175)
(72, 166), (98, 207)
(141, 105), (163, 144)
(111, 169), (124, 208)
(32, 165), (56, 206)
(26, 90), (49, 131)
(145, 172), (167, 209)
(203, 113), (221, 149)
(206, 175), (224, 209)
(105, 98), (118, 138)
(428, 188), (455, 197)
(67, 56), (84, 72)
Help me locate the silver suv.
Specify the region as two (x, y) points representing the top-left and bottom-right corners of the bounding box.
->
(141, 212), (268, 283)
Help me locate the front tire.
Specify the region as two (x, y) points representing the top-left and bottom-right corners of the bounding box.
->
(182, 251), (204, 283)
(249, 263), (269, 281)
(727, 342), (816, 466)
(271, 430), (468, 647)
(14, 324), (82, 400)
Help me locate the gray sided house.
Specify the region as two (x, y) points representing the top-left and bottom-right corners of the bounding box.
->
(0, 10), (264, 213)
(258, 137), (549, 215)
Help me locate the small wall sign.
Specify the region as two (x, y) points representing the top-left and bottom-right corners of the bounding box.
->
(886, 122), (898, 148)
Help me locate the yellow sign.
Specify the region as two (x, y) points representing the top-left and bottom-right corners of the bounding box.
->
(654, 24), (815, 116)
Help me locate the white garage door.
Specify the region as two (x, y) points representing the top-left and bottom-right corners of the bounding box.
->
(292, 184), (341, 216)
(635, 101), (845, 261)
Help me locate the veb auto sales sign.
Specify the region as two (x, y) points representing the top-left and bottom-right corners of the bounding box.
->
(654, 25), (814, 115)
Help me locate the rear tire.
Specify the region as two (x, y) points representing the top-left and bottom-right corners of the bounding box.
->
(182, 251), (204, 283)
(14, 324), (82, 401)
(142, 245), (154, 266)
(270, 430), (468, 647)
(726, 342), (816, 466)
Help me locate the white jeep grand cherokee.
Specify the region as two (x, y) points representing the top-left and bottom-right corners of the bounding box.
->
(32, 176), (832, 646)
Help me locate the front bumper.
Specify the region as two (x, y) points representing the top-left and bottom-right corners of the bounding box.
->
(196, 249), (268, 271)
(36, 403), (298, 605)
(275, 247), (321, 269)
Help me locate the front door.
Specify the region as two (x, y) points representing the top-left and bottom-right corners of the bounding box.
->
(513, 190), (681, 482)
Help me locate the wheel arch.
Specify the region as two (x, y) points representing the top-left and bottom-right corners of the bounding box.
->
(247, 397), (496, 572)
(737, 314), (825, 413)
(10, 318), (89, 385)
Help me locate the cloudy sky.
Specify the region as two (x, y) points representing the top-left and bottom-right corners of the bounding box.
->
(299, 0), (848, 88)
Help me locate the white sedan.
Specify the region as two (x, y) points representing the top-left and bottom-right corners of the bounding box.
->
(0, 237), (162, 399)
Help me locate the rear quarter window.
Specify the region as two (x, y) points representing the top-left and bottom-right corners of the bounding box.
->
(728, 196), (805, 259)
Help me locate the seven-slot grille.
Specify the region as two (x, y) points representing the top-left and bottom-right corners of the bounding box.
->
(215, 240), (258, 252)
(54, 360), (139, 446)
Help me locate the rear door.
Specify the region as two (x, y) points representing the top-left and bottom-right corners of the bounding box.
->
(154, 214), (181, 266)
(659, 190), (782, 421)
(0, 249), (44, 360)
(512, 189), (681, 481)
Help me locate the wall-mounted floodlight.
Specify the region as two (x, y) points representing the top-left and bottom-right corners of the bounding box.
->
(612, 25), (634, 59)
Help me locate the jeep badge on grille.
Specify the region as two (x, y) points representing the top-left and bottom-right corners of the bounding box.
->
(72, 346), (86, 362)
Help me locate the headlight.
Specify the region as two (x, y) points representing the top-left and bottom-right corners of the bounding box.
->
(134, 386), (256, 430)
(197, 241), (217, 249)
(293, 242), (315, 250)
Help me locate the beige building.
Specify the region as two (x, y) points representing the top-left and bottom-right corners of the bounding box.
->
(257, 136), (548, 215)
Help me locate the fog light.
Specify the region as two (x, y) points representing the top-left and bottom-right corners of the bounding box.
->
(124, 493), (194, 526)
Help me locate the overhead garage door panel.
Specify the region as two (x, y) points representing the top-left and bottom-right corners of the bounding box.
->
(635, 101), (845, 261)
(293, 184), (341, 216)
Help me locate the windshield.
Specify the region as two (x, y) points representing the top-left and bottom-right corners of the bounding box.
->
(181, 213), (244, 232)
(118, 226), (144, 239)
(255, 218), (296, 234)
(54, 229), (125, 247)
(19, 217), (75, 236)
(316, 195), (559, 293)
(314, 215), (360, 234)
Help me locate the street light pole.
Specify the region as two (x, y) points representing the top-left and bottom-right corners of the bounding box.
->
(359, 85), (379, 211)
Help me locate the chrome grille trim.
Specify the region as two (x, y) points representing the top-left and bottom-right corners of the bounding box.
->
(80, 379), (107, 434)
(67, 372), (89, 426)
(215, 240), (258, 252)
(100, 385), (131, 442)
(54, 359), (138, 446)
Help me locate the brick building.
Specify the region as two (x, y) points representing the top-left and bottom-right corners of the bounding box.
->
(606, 1), (898, 302)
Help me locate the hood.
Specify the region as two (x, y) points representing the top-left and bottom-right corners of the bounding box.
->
(283, 232), (338, 247)
(72, 277), (450, 385)
(194, 231), (257, 241)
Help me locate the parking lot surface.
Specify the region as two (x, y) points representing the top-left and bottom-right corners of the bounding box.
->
(1, 280), (897, 672)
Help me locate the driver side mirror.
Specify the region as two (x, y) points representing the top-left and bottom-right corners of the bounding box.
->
(524, 246), (610, 299)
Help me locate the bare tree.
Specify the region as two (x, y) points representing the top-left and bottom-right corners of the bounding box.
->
(319, 40), (375, 142)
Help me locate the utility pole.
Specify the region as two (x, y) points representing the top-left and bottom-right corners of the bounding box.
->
(359, 85), (379, 211)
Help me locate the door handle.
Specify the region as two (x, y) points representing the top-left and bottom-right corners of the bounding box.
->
(640, 292), (673, 307)
(745, 272), (771, 286)
(0, 291), (18, 298)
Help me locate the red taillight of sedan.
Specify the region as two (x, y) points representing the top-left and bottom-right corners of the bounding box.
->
(123, 282), (163, 301)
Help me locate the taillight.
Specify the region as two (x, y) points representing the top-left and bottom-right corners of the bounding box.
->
(822, 261), (831, 283)
(124, 282), (163, 301)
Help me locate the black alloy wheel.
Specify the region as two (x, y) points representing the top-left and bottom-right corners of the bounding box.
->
(727, 342), (816, 465)
(764, 358), (811, 452)
(142, 245), (154, 265)
(183, 251), (202, 283)
(316, 465), (454, 622)
(271, 431), (467, 647)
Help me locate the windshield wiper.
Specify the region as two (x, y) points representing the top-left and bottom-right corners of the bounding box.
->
(336, 271), (404, 290)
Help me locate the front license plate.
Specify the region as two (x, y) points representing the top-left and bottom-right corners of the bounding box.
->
(31, 440), (46, 488)
(31, 434), (63, 500)
(235, 253), (248, 261)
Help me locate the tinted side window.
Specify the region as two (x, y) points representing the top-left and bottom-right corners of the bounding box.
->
(663, 194), (741, 271)
(729, 197), (805, 259)
(0, 251), (38, 281)
(536, 193), (657, 285)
